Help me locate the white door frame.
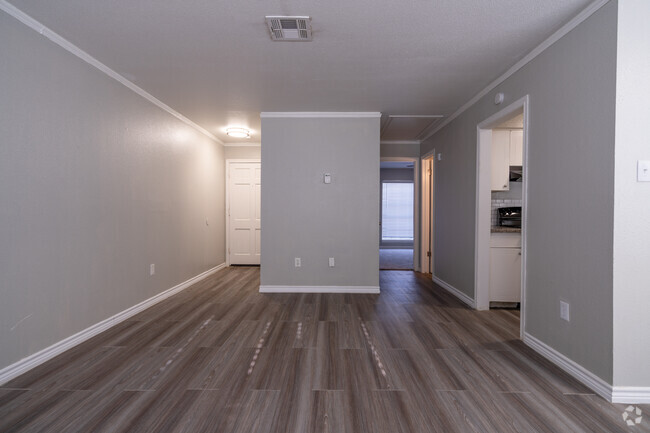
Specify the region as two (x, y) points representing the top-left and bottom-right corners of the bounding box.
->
(225, 159), (261, 266)
(475, 95), (529, 339)
(380, 157), (420, 271)
(420, 151), (435, 274)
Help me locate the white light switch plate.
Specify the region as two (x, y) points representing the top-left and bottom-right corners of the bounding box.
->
(638, 160), (650, 182)
(294, 258), (301, 267)
(560, 300), (570, 322)
(328, 257), (335, 267)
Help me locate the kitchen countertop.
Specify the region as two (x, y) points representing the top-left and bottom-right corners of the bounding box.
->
(491, 226), (521, 233)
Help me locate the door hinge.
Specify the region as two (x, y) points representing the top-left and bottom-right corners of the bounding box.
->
(427, 251), (431, 257)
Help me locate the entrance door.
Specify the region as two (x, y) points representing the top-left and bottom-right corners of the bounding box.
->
(228, 161), (261, 265)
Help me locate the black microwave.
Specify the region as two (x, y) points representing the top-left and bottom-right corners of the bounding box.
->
(497, 207), (521, 228)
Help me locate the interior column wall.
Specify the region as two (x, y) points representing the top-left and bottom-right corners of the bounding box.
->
(612, 0), (650, 388)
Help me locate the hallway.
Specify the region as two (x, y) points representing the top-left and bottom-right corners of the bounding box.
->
(0, 267), (647, 432)
(379, 248), (414, 270)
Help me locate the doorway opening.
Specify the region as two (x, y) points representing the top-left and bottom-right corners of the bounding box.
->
(476, 95), (528, 339)
(379, 159), (418, 270)
(421, 153), (434, 274)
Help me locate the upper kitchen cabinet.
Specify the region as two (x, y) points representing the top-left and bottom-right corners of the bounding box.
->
(509, 130), (523, 166)
(491, 130), (511, 191)
(491, 129), (523, 191)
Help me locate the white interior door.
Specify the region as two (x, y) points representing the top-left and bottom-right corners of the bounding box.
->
(228, 161), (261, 265)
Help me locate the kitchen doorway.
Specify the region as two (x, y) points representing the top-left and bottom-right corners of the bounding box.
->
(379, 158), (419, 271)
(475, 96), (529, 339)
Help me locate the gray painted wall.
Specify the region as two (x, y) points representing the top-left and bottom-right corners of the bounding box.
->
(381, 142), (420, 158)
(613, 0), (650, 387)
(224, 146), (261, 160)
(380, 168), (414, 182)
(421, 2), (617, 382)
(0, 12), (225, 370)
(260, 116), (380, 288)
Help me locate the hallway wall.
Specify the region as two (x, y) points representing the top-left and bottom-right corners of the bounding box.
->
(421, 2), (617, 383)
(0, 11), (225, 371)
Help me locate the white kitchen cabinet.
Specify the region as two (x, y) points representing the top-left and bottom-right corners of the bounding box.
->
(509, 130), (523, 166)
(491, 129), (523, 191)
(489, 233), (521, 303)
(490, 130), (511, 191)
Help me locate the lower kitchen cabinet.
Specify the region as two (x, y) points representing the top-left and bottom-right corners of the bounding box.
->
(489, 233), (521, 303)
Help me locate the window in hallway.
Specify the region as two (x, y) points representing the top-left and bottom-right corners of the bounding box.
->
(381, 182), (414, 241)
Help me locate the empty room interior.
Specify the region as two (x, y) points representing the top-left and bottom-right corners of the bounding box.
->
(1, 0), (649, 431)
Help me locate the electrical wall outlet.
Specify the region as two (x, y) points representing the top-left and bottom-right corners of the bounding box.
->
(560, 300), (570, 322)
(329, 257), (335, 267)
(294, 258), (301, 268)
(150, 264), (155, 276)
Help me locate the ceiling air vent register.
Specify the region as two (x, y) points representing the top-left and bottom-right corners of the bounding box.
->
(265, 16), (312, 41)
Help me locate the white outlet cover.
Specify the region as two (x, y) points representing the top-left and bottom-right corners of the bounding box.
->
(294, 257), (301, 267)
(328, 257), (335, 267)
(638, 160), (650, 182)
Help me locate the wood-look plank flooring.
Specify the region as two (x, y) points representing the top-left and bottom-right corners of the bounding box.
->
(1, 267), (648, 432)
(379, 248), (414, 270)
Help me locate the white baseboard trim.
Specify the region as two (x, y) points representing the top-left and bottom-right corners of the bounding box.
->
(0, 263), (227, 386)
(523, 333), (613, 401)
(611, 387), (650, 404)
(432, 275), (476, 308)
(259, 285), (380, 294)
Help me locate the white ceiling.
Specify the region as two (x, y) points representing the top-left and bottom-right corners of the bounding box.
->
(8, 0), (593, 143)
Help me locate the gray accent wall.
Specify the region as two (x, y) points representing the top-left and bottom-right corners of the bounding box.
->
(380, 142), (420, 158)
(0, 12), (225, 370)
(421, 2), (617, 382)
(260, 116), (380, 288)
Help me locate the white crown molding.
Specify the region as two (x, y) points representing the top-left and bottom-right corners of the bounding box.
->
(0, 263), (226, 386)
(421, 0), (610, 142)
(523, 333), (613, 402)
(0, 0), (223, 146)
(432, 275), (476, 308)
(380, 140), (421, 145)
(259, 285), (380, 293)
(260, 112), (381, 118)
(223, 142), (261, 147)
(612, 387), (650, 404)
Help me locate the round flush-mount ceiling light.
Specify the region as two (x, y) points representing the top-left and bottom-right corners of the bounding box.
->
(226, 127), (250, 138)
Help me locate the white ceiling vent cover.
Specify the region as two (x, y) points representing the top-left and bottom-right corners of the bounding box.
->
(265, 16), (312, 41)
